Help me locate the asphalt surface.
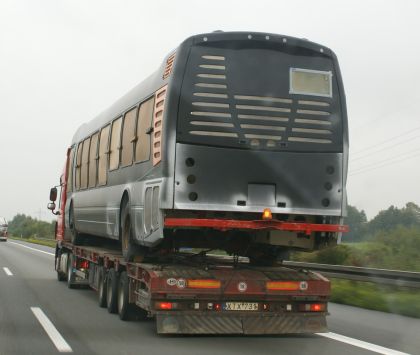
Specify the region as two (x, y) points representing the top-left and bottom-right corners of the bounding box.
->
(0, 239), (419, 355)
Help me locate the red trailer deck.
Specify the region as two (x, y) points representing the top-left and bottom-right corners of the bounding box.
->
(56, 241), (330, 334)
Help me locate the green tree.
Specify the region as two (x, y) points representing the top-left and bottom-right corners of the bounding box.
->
(344, 205), (368, 242)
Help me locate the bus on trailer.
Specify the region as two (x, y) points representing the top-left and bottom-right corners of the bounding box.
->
(49, 31), (349, 264)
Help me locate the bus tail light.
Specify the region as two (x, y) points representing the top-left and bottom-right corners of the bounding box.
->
(266, 281), (300, 291)
(187, 279), (221, 289)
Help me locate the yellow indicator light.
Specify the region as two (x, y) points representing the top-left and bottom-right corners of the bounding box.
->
(267, 281), (300, 291)
(262, 208), (272, 220)
(187, 279), (221, 289)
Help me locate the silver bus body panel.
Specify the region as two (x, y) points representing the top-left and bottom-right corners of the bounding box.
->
(174, 143), (343, 216)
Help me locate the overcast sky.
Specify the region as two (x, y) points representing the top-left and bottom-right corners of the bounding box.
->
(0, 0), (419, 222)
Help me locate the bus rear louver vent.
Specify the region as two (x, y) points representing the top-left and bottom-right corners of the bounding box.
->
(153, 85), (167, 166)
(187, 56), (333, 147)
(162, 53), (176, 80)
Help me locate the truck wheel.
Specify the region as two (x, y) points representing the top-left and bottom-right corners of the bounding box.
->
(55, 250), (67, 281)
(67, 254), (77, 289)
(106, 268), (119, 313)
(98, 266), (107, 308)
(69, 205), (83, 245)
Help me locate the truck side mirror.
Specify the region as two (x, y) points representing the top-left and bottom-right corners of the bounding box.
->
(47, 202), (56, 211)
(49, 187), (58, 202)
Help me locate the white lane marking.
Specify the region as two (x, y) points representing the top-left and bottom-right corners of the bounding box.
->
(31, 307), (72, 353)
(9, 241), (55, 256)
(3, 267), (13, 276)
(317, 332), (410, 355)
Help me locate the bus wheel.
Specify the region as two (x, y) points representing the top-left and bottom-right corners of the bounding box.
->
(69, 205), (82, 245)
(121, 202), (142, 262)
(67, 254), (77, 289)
(106, 268), (119, 313)
(98, 266), (107, 308)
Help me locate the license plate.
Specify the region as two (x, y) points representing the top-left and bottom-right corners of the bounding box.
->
(223, 302), (259, 311)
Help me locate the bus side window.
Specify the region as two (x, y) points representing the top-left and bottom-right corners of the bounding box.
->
(88, 132), (99, 188)
(98, 125), (110, 186)
(135, 97), (155, 163)
(67, 147), (74, 193)
(121, 107), (137, 167)
(75, 142), (83, 190)
(80, 137), (91, 189)
(109, 117), (122, 171)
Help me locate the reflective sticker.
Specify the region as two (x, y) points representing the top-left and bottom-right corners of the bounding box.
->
(177, 278), (186, 289)
(167, 278), (177, 286)
(238, 281), (247, 292)
(300, 281), (308, 291)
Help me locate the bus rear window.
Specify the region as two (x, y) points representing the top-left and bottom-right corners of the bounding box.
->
(177, 43), (342, 152)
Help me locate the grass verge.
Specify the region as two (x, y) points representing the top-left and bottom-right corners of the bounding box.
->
(9, 236), (56, 248)
(331, 279), (420, 318)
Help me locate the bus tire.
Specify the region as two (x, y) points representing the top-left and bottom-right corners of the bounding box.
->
(98, 266), (107, 308)
(69, 205), (82, 245)
(106, 268), (119, 313)
(121, 201), (138, 262)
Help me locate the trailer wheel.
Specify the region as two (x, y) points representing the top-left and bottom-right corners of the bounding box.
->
(98, 266), (107, 308)
(118, 271), (132, 320)
(106, 268), (119, 313)
(67, 254), (76, 289)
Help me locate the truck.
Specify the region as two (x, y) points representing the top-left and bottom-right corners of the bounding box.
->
(48, 31), (349, 334)
(49, 150), (334, 335)
(0, 217), (8, 242)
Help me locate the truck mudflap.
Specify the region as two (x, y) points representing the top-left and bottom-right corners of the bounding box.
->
(156, 312), (327, 334)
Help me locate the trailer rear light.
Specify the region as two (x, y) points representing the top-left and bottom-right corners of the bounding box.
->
(156, 302), (173, 310)
(266, 281), (300, 291)
(262, 208), (272, 220)
(263, 303), (269, 311)
(214, 303), (221, 311)
(299, 303), (326, 312)
(187, 279), (221, 289)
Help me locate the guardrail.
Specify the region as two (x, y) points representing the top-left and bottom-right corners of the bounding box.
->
(283, 261), (420, 289)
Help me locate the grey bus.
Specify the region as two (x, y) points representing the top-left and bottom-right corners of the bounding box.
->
(50, 32), (349, 264)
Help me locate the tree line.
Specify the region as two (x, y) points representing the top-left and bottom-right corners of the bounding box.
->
(345, 202), (420, 242)
(7, 214), (55, 239)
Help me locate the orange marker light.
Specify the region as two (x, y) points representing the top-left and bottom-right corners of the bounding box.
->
(187, 279), (221, 289)
(262, 208), (272, 220)
(266, 281), (300, 291)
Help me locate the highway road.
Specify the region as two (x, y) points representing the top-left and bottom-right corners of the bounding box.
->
(0, 239), (419, 355)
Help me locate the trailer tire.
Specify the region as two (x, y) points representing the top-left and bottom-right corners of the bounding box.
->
(67, 254), (76, 289)
(106, 268), (119, 313)
(98, 266), (107, 308)
(118, 271), (132, 320)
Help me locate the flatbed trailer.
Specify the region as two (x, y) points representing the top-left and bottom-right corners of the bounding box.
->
(55, 241), (331, 334)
